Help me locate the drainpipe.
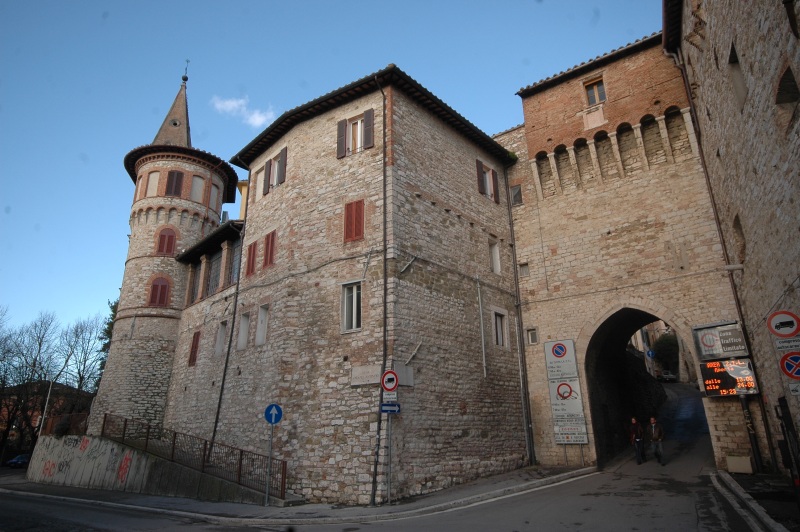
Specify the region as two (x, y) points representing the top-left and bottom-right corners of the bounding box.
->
(210, 158), (249, 447)
(477, 280), (487, 378)
(664, 47), (774, 472)
(370, 76), (389, 506)
(503, 166), (536, 465)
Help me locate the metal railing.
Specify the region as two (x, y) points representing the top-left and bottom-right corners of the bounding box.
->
(100, 413), (286, 498)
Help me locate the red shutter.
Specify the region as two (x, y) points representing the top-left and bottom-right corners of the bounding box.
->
(276, 148), (287, 185)
(246, 243), (257, 275)
(492, 169), (500, 204)
(264, 232), (275, 267)
(149, 278), (169, 307)
(344, 200), (364, 242)
(263, 162), (271, 195)
(157, 229), (176, 254)
(476, 160), (486, 195)
(188, 331), (200, 366)
(363, 109), (374, 149)
(354, 200), (364, 240)
(336, 119), (347, 159)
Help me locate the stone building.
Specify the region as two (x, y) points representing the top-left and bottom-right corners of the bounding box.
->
(86, 1), (799, 505)
(663, 0), (800, 472)
(91, 66), (529, 505)
(496, 33), (754, 468)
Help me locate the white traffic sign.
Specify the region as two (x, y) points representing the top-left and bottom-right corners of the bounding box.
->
(548, 378), (585, 420)
(768, 310), (800, 338)
(381, 370), (399, 392)
(544, 340), (578, 379)
(383, 391), (397, 402)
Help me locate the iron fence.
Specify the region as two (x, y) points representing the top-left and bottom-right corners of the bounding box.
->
(99, 413), (286, 498)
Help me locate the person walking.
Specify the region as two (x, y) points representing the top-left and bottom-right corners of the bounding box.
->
(649, 416), (665, 465)
(629, 417), (645, 464)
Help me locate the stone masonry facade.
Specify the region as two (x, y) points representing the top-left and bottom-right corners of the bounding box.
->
(666, 0), (800, 471)
(88, 7), (798, 506)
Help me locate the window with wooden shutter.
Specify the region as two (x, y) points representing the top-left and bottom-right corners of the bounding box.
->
(262, 163), (271, 195)
(275, 148), (287, 186)
(188, 331), (201, 366)
(476, 160), (499, 203)
(263, 231), (276, 268)
(149, 277), (170, 307)
(344, 200), (365, 242)
(166, 171), (184, 197)
(476, 159), (486, 195)
(157, 228), (176, 255)
(337, 109), (374, 158)
(246, 242), (257, 276)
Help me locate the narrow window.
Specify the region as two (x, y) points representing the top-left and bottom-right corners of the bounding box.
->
(776, 67), (799, 129)
(148, 277), (169, 307)
(493, 311), (507, 347)
(585, 79), (606, 106)
(527, 327), (539, 345)
(253, 167), (264, 197)
(237, 314), (250, 350)
(337, 109), (374, 158)
(728, 45), (748, 110)
(476, 160), (499, 203)
(146, 171), (160, 197)
(261, 164), (271, 196)
(210, 184), (220, 211)
(489, 241), (501, 274)
(510, 185), (523, 206)
(188, 331), (201, 367)
(246, 242), (257, 276)
(344, 200), (365, 242)
(255, 304), (269, 346)
(135, 176), (143, 201)
(215, 321), (228, 356)
(518, 263), (530, 277)
(190, 175), (205, 203)
(342, 282), (362, 331)
(263, 231), (276, 268)
(205, 249), (222, 295)
(227, 240), (242, 286)
(166, 171), (184, 197)
(190, 263), (201, 303)
(156, 228), (176, 255)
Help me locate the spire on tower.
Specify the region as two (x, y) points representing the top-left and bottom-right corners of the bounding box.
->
(152, 71), (192, 148)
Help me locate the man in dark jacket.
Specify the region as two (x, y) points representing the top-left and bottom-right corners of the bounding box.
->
(649, 416), (665, 465)
(629, 417), (645, 464)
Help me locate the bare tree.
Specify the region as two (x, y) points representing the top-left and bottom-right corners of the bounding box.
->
(61, 315), (104, 394)
(4, 312), (62, 449)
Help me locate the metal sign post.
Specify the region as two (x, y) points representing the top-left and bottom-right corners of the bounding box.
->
(264, 403), (283, 507)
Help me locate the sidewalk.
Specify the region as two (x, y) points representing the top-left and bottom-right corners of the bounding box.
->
(2, 464), (799, 529)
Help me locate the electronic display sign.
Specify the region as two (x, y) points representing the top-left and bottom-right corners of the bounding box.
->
(699, 358), (759, 397)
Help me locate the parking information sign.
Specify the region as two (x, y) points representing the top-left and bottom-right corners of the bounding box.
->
(544, 340), (578, 379)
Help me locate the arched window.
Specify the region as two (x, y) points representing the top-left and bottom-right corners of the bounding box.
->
(156, 228), (176, 255)
(149, 277), (170, 307)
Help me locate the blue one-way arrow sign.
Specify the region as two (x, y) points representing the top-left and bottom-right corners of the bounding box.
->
(265, 403), (283, 425)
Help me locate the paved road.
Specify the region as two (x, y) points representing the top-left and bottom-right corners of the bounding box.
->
(294, 383), (754, 531)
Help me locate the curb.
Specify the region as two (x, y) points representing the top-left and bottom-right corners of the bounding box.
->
(0, 467), (598, 526)
(714, 470), (790, 532)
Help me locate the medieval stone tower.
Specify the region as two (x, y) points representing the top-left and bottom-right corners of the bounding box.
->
(88, 77), (238, 434)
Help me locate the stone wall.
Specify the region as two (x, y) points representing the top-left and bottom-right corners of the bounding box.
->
(677, 0), (800, 470)
(497, 43), (749, 468)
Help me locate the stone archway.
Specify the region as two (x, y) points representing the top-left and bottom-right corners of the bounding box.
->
(579, 304), (698, 466)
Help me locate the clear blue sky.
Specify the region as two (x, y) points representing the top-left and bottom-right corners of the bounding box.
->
(0, 0), (662, 329)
